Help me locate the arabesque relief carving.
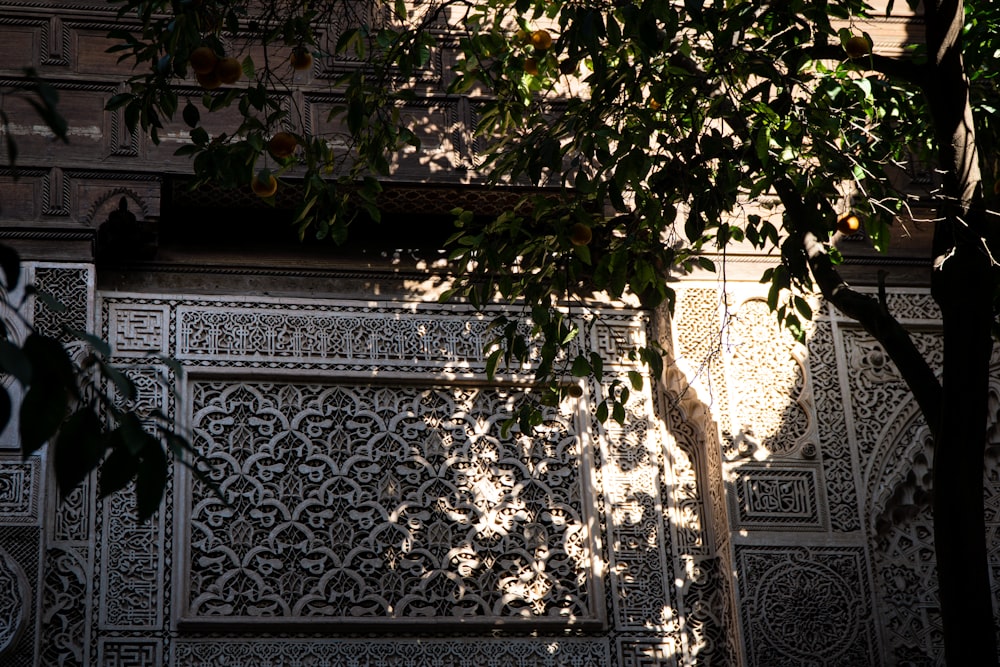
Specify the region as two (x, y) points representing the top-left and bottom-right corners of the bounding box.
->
(182, 380), (600, 625)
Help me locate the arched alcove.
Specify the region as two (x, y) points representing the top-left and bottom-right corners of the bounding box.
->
(865, 365), (1000, 665)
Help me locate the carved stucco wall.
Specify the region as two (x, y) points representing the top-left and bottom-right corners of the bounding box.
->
(5, 265), (993, 666)
(0, 267), (752, 667)
(671, 280), (1000, 667)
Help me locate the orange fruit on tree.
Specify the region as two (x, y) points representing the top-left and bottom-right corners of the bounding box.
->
(566, 383), (584, 398)
(215, 57), (242, 84)
(570, 222), (593, 246)
(844, 35), (870, 59)
(523, 57), (539, 76)
(189, 46), (218, 75)
(251, 170), (278, 198)
(268, 132), (298, 159)
(196, 70), (222, 90)
(836, 213), (861, 234)
(530, 29), (553, 51)
(290, 47), (314, 71)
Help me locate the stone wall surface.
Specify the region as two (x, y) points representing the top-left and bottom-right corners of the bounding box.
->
(3, 266), (982, 667)
(0, 2), (978, 666)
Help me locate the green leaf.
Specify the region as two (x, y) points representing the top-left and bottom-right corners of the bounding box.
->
(793, 296), (813, 321)
(119, 413), (149, 455)
(54, 409), (107, 497)
(596, 401), (608, 422)
(612, 400), (626, 424)
(182, 101), (200, 128)
(106, 93), (134, 111)
(23, 334), (74, 386)
(65, 327), (112, 358)
(0, 340), (33, 385)
(571, 354), (591, 377)
(628, 370), (643, 390)
(561, 326), (580, 345)
(347, 98), (366, 134)
(28, 288), (66, 314)
(135, 440), (167, 521)
(97, 441), (138, 499)
(336, 28), (360, 54)
(485, 348), (503, 379)
(0, 243), (20, 290)
(590, 351), (604, 381)
(19, 383), (67, 456)
(190, 126), (210, 146)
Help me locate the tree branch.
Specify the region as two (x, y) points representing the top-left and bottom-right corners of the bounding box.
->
(801, 229), (943, 430)
(804, 44), (926, 86)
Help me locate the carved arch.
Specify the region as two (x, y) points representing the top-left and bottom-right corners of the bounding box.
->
(865, 363), (1000, 665)
(83, 187), (150, 227)
(657, 349), (741, 664)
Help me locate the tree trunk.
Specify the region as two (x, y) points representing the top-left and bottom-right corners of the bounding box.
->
(924, 1), (999, 662)
(932, 234), (997, 664)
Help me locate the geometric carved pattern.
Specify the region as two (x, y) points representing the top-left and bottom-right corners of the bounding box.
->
(172, 637), (611, 665)
(0, 460), (40, 524)
(727, 299), (815, 458)
(0, 547), (29, 658)
(39, 545), (89, 667)
(729, 464), (825, 531)
(26, 263), (97, 667)
(98, 366), (173, 638)
(736, 545), (878, 667)
(842, 326), (942, 462)
(0, 279), (27, 451)
(0, 526), (41, 667)
(842, 313), (965, 666)
(98, 296), (648, 383)
(809, 315), (860, 532)
(865, 385), (1000, 666)
(176, 303), (492, 366)
(660, 390), (709, 557)
(183, 380), (599, 626)
(618, 639), (679, 667)
(681, 553), (741, 666)
(108, 305), (168, 357)
(100, 486), (163, 630)
(31, 266), (91, 343)
(99, 639), (160, 667)
(601, 387), (675, 631)
(91, 288), (696, 663)
(671, 287), (731, 441)
(53, 481), (92, 543)
(657, 363), (738, 664)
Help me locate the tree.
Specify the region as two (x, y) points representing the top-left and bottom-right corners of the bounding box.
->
(0, 243), (197, 520)
(0, 79), (198, 521)
(44, 0), (1000, 661)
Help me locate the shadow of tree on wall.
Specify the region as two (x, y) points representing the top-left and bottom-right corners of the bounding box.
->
(184, 382), (602, 628)
(865, 361), (1000, 666)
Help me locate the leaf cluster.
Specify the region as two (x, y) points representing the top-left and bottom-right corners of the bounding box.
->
(0, 245), (203, 521)
(104, 0), (1000, 428)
